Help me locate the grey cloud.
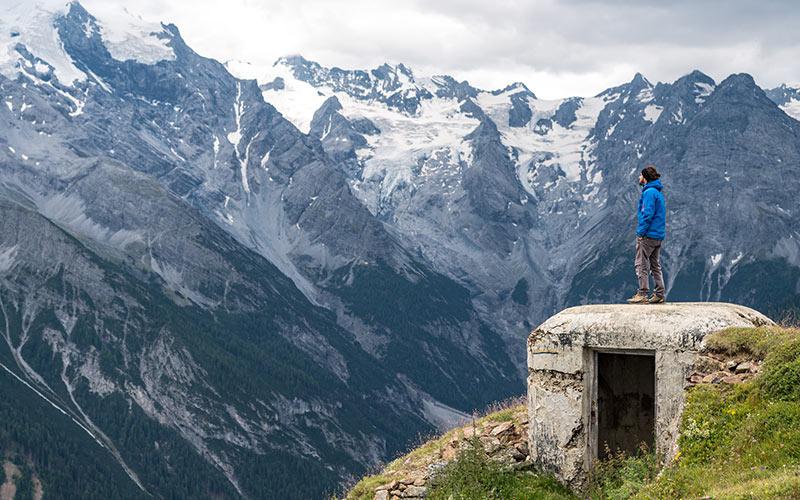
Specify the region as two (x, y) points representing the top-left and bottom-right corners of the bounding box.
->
(82, 0), (800, 98)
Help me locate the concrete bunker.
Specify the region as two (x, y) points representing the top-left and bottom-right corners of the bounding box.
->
(526, 303), (773, 487)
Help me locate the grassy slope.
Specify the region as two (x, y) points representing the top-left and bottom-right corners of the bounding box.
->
(346, 403), (530, 499)
(636, 326), (800, 499)
(346, 326), (800, 500)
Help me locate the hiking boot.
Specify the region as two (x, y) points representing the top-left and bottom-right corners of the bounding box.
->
(626, 293), (648, 304)
(648, 295), (666, 304)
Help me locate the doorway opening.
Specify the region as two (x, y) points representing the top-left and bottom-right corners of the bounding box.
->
(596, 352), (655, 458)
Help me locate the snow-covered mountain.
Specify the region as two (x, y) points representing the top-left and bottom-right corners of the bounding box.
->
(0, 3), (519, 498)
(241, 56), (800, 337)
(1, 1), (799, 498)
(767, 83), (800, 120)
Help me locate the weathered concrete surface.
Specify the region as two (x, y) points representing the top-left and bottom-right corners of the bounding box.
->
(527, 302), (773, 487)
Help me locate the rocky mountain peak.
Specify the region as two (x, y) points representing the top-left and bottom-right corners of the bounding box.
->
(710, 72), (775, 110)
(491, 81), (535, 99)
(766, 83), (800, 121)
(3, 2), (800, 497)
(629, 72), (652, 92)
(373, 61), (415, 82)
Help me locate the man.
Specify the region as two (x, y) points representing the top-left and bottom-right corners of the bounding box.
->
(627, 165), (666, 304)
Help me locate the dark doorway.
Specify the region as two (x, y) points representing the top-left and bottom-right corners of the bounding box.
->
(597, 352), (655, 457)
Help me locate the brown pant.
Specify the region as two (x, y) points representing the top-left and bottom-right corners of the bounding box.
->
(635, 236), (665, 297)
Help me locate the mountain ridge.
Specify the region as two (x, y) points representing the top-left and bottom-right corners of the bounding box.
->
(0, 1), (799, 498)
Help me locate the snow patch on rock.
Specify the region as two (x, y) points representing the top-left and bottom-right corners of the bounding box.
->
(0, 1), (86, 85)
(88, 4), (175, 64)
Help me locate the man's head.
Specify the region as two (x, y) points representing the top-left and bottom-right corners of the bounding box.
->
(639, 165), (660, 185)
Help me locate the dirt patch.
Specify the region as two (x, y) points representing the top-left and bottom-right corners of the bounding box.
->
(0, 461), (21, 500)
(32, 474), (43, 500)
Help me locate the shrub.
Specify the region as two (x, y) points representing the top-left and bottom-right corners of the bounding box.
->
(427, 438), (573, 500)
(588, 445), (659, 500)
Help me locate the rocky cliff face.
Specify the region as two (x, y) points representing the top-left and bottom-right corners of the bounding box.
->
(0, 3), (519, 498)
(256, 56), (800, 349)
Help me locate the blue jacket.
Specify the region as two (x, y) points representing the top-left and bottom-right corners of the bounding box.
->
(636, 179), (666, 240)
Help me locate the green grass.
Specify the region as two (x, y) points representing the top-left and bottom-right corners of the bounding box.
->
(427, 438), (574, 500)
(703, 326), (799, 360)
(636, 326), (800, 499)
(588, 446), (660, 500)
(345, 400), (526, 500)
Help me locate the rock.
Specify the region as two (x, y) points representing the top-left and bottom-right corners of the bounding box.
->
(726, 360), (738, 371)
(480, 436), (502, 454)
(390, 489), (403, 498)
(426, 461), (447, 477)
(376, 482), (392, 492)
(709, 371), (730, 383)
(701, 373), (716, 384)
(402, 485), (427, 497)
(413, 478), (426, 486)
(462, 427), (477, 438)
(694, 355), (726, 373)
(510, 459), (537, 472)
(735, 362), (753, 374)
(721, 375), (745, 384)
(374, 490), (389, 500)
(490, 421), (514, 436)
(688, 373), (705, 384)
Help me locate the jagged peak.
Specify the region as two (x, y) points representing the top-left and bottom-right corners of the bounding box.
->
(686, 69), (713, 80)
(717, 72), (758, 89)
(274, 54), (317, 69)
(317, 95), (342, 113)
(630, 72), (652, 89)
(66, 2), (175, 65)
(491, 81), (536, 99)
(595, 72), (652, 100)
(372, 62), (417, 84)
(674, 69), (716, 87)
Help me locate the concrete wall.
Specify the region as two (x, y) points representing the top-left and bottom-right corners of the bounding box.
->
(527, 303), (772, 487)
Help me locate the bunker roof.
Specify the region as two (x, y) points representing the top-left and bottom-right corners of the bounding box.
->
(529, 302), (774, 352)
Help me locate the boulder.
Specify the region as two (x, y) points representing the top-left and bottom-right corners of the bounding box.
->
(490, 421), (514, 436)
(402, 485), (427, 497)
(721, 374), (745, 384)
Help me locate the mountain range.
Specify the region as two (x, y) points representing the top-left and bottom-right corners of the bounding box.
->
(0, 2), (799, 498)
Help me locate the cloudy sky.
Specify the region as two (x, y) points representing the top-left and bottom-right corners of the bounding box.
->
(84, 0), (800, 99)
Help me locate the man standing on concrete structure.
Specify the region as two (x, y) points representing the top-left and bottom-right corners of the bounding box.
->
(627, 165), (666, 304)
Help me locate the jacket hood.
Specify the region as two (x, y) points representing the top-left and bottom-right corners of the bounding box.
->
(643, 179), (663, 191)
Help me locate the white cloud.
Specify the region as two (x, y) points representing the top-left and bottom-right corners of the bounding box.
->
(80, 0), (800, 99)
